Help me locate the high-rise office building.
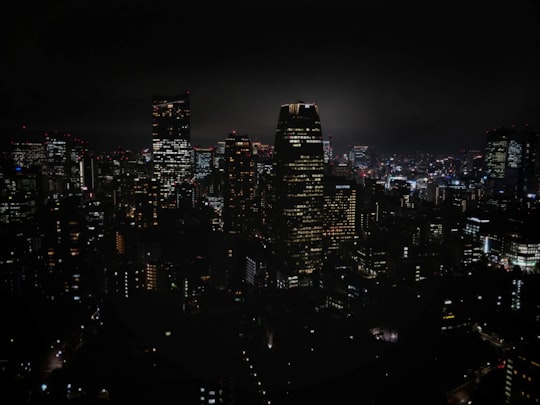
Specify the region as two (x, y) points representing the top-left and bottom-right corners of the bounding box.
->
(10, 140), (46, 169)
(271, 102), (325, 288)
(251, 141), (273, 236)
(193, 146), (215, 181)
(349, 145), (372, 169)
(152, 92), (192, 209)
(520, 129), (540, 197)
(458, 148), (483, 179)
(504, 344), (540, 404)
(223, 131), (255, 236)
(484, 125), (540, 198)
(130, 177), (159, 228)
(484, 127), (509, 196)
(193, 146), (216, 199)
(323, 138), (332, 164)
(323, 176), (357, 254)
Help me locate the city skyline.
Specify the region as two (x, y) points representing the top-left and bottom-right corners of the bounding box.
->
(3, 1), (540, 155)
(2, 80), (540, 403)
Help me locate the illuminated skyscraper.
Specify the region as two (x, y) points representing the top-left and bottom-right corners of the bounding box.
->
(193, 146), (216, 201)
(271, 102), (325, 288)
(10, 140), (46, 169)
(484, 127), (509, 196)
(152, 92), (192, 209)
(193, 146), (215, 181)
(520, 129), (540, 197)
(323, 176), (357, 254)
(349, 145), (373, 170)
(223, 131), (255, 236)
(484, 125), (540, 198)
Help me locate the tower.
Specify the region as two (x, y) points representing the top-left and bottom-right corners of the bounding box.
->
(323, 176), (357, 255)
(152, 92), (192, 210)
(483, 125), (540, 198)
(271, 102), (325, 288)
(223, 131), (255, 236)
(484, 127), (509, 197)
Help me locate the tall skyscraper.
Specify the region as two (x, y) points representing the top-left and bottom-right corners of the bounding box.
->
(152, 92), (192, 209)
(10, 140), (46, 169)
(223, 131), (255, 236)
(323, 176), (357, 254)
(483, 125), (540, 198)
(349, 145), (373, 170)
(520, 129), (540, 197)
(271, 102), (325, 288)
(193, 145), (216, 200)
(193, 146), (215, 182)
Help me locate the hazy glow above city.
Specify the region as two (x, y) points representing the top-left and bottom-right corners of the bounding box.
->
(3, 1), (540, 155)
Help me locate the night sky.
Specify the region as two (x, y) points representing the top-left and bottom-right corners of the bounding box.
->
(3, 0), (540, 155)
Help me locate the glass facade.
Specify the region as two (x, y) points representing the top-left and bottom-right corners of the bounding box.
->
(223, 131), (255, 236)
(323, 178), (357, 253)
(271, 103), (325, 287)
(152, 92), (192, 209)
